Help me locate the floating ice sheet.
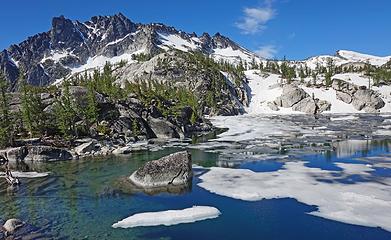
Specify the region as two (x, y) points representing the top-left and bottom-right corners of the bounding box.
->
(0, 171), (49, 178)
(112, 206), (221, 228)
(198, 162), (391, 232)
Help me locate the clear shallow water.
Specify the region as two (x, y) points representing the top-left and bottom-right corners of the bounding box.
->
(1, 115), (391, 239)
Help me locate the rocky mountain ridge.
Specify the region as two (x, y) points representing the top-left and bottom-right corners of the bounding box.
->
(0, 13), (257, 90)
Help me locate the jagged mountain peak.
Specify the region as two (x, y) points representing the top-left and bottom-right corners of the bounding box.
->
(0, 13), (259, 90)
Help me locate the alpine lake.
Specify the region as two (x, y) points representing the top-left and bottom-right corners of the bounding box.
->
(1, 114), (391, 240)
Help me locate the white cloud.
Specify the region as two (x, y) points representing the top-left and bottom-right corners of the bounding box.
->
(236, 1), (276, 34)
(255, 45), (278, 59)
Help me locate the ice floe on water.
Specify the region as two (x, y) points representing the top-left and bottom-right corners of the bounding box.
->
(209, 115), (313, 142)
(198, 162), (391, 232)
(0, 171), (50, 178)
(112, 206), (221, 228)
(330, 115), (358, 121)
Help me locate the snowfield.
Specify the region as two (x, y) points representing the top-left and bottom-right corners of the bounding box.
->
(302, 50), (391, 70)
(158, 33), (199, 52)
(337, 50), (391, 67)
(112, 206), (221, 228)
(245, 70), (391, 115)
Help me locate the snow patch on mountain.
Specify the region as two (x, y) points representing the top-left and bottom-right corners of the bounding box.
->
(337, 50), (391, 66)
(212, 47), (260, 65)
(158, 33), (199, 52)
(71, 51), (143, 74)
(40, 50), (76, 63)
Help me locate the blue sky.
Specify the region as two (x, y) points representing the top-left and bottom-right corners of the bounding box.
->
(0, 0), (390, 60)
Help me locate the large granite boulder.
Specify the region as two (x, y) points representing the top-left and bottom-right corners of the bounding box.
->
(317, 100), (332, 113)
(351, 89), (385, 112)
(272, 85), (331, 114)
(129, 151), (192, 188)
(292, 97), (317, 114)
(148, 118), (184, 139)
(274, 85), (309, 108)
(24, 145), (73, 162)
(74, 140), (100, 155)
(332, 79), (385, 113)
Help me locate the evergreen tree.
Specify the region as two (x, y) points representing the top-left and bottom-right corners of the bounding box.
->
(20, 74), (46, 137)
(364, 61), (373, 89)
(54, 80), (77, 138)
(0, 72), (11, 147)
(324, 58), (335, 87)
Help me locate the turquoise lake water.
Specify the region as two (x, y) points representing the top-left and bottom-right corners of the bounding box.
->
(1, 114), (391, 239)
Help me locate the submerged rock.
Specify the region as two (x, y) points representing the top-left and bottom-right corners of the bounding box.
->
(0, 218), (49, 239)
(129, 151), (192, 188)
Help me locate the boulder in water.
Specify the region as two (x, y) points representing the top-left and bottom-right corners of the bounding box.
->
(129, 151), (192, 188)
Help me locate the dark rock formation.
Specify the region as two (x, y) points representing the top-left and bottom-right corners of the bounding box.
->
(129, 151), (192, 188)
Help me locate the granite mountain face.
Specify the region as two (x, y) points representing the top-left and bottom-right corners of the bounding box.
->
(0, 13), (257, 90)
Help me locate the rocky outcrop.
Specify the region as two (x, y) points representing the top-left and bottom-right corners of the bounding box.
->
(24, 145), (73, 162)
(74, 140), (100, 155)
(0, 146), (28, 162)
(0, 145), (73, 162)
(274, 85), (310, 108)
(148, 118), (184, 139)
(332, 79), (385, 113)
(292, 97), (317, 114)
(351, 89), (385, 112)
(272, 85), (331, 114)
(129, 151), (192, 188)
(317, 100), (332, 113)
